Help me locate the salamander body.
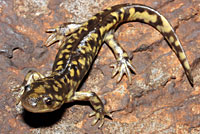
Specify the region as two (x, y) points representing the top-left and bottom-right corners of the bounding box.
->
(19, 3), (193, 127)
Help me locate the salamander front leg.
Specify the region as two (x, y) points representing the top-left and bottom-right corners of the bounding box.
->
(21, 70), (44, 86)
(45, 23), (83, 47)
(105, 31), (136, 84)
(69, 91), (110, 128)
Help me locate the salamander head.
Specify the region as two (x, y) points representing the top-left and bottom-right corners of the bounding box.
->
(20, 80), (64, 113)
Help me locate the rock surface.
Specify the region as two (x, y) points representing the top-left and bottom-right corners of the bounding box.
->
(0, 0), (200, 133)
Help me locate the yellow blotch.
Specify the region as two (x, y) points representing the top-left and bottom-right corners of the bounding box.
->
(169, 36), (174, 44)
(120, 14), (124, 21)
(105, 34), (114, 40)
(156, 16), (172, 33)
(105, 23), (115, 31)
(175, 40), (180, 47)
(91, 33), (98, 41)
(93, 105), (102, 110)
(92, 96), (100, 103)
(65, 75), (69, 83)
(44, 84), (51, 89)
(53, 101), (60, 109)
(67, 45), (72, 48)
(55, 95), (63, 101)
(60, 78), (65, 84)
(134, 11), (157, 23)
(70, 69), (75, 77)
(113, 19), (117, 24)
(99, 21), (116, 36)
(78, 58), (85, 66)
(87, 60), (90, 65)
(28, 72), (44, 82)
(108, 39), (116, 49)
(62, 49), (70, 53)
(179, 52), (186, 61)
(89, 56), (92, 62)
(107, 7), (112, 10)
(65, 54), (69, 59)
(65, 88), (74, 101)
(34, 86), (46, 94)
(122, 52), (128, 57)
(128, 8), (135, 21)
(92, 46), (96, 54)
(59, 54), (63, 59)
(85, 47), (90, 53)
(73, 34), (79, 39)
(99, 40), (102, 44)
(120, 8), (125, 13)
(91, 16), (97, 20)
(53, 85), (59, 92)
(99, 22), (115, 36)
(87, 43), (92, 51)
(120, 8), (125, 20)
(82, 22), (88, 27)
(110, 12), (119, 21)
(67, 39), (74, 43)
(80, 48), (86, 54)
(57, 60), (63, 65)
(184, 60), (190, 70)
(77, 69), (80, 76)
(73, 81), (77, 87)
(72, 60), (78, 65)
(54, 80), (62, 88)
(99, 10), (104, 15)
(55, 65), (63, 71)
(84, 27), (88, 31)
(99, 26), (106, 36)
(69, 79), (74, 86)
(78, 27), (88, 34)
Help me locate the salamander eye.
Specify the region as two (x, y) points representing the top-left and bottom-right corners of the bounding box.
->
(43, 97), (52, 105)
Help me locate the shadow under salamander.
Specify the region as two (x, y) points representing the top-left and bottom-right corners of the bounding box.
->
(22, 101), (92, 128)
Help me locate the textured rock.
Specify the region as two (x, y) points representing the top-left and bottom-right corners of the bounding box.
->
(0, 0), (199, 133)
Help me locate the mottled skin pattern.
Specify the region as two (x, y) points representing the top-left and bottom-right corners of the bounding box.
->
(19, 4), (193, 128)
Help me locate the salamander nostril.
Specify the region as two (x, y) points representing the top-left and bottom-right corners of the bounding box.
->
(28, 97), (38, 107)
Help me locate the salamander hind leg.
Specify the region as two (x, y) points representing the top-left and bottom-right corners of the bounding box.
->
(45, 22), (83, 47)
(69, 91), (111, 128)
(105, 31), (136, 84)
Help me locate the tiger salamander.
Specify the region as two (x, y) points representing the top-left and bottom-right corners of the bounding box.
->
(19, 3), (193, 128)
